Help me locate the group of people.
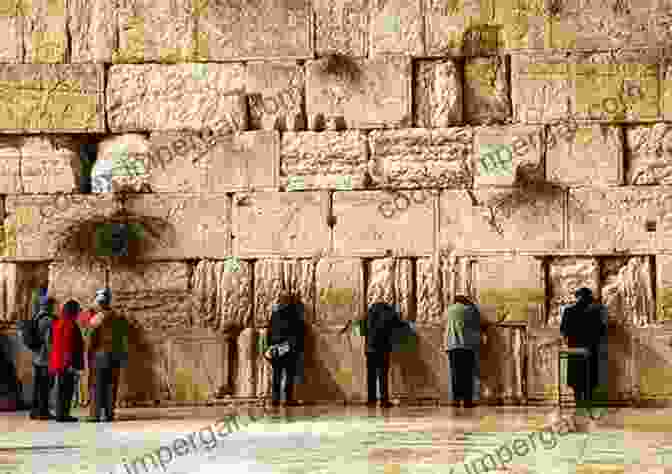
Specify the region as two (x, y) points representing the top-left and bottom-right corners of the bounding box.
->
(26, 287), (129, 422)
(266, 287), (608, 409)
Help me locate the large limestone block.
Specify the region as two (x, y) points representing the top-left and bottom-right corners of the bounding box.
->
(0, 64), (104, 133)
(626, 124), (672, 185)
(656, 254), (672, 323)
(438, 189), (565, 252)
(5, 194), (117, 259)
(527, 328), (569, 403)
(234, 327), (256, 397)
(124, 194), (231, 259)
(547, 124), (623, 186)
(145, 130), (280, 193)
(196, 0), (312, 61)
(635, 326), (672, 400)
(281, 131), (368, 190)
(115, 0), (197, 63)
(548, 257), (599, 326)
(368, 0), (423, 56)
(332, 191), (435, 257)
(315, 258), (365, 327)
(368, 128), (472, 188)
(480, 325), (526, 403)
(314, 0), (368, 57)
(20, 136), (82, 194)
(246, 62), (304, 132)
(0, 2), (21, 61)
(233, 191), (330, 258)
(568, 187), (672, 252)
(492, 0), (544, 51)
(94, 134), (150, 193)
(366, 258), (414, 320)
(48, 260), (106, 308)
(601, 257), (655, 328)
(0, 264), (15, 322)
(473, 125), (543, 188)
(306, 55), (412, 130)
(192, 259), (253, 332)
(474, 255), (545, 326)
(253, 258), (316, 327)
(22, 0), (68, 63)
(414, 59), (462, 127)
(0, 137), (23, 194)
(464, 57), (511, 124)
(106, 64), (247, 133)
(118, 329), (169, 404)
(68, 0), (116, 62)
(5, 262), (49, 323)
(664, 62), (672, 122)
(415, 257), (451, 325)
(255, 327), (272, 398)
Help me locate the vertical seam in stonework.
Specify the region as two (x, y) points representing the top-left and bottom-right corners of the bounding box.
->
(64, 0), (72, 63)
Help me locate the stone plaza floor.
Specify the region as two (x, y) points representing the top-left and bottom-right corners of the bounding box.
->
(0, 404), (671, 474)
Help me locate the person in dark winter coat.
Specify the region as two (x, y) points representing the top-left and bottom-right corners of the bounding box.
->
(560, 287), (607, 406)
(49, 300), (85, 422)
(268, 291), (304, 407)
(366, 302), (407, 408)
(30, 294), (56, 420)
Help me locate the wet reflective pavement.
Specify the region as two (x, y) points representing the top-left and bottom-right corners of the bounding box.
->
(0, 405), (671, 474)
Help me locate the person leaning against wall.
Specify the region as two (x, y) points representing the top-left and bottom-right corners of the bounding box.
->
(442, 295), (487, 408)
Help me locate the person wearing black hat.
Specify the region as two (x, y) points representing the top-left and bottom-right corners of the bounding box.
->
(560, 287), (607, 407)
(29, 293), (56, 420)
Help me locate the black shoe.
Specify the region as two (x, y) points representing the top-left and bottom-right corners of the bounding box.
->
(56, 416), (78, 422)
(380, 401), (394, 409)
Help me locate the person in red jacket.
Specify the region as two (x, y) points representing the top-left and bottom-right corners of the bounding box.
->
(49, 300), (84, 422)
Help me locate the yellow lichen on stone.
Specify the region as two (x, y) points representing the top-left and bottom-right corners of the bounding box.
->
(32, 31), (67, 63)
(112, 16), (144, 64)
(545, 18), (576, 49)
(0, 221), (17, 257)
(46, 0), (65, 16)
(575, 465), (624, 474)
(335, 367), (353, 386)
(543, 383), (559, 397)
(656, 288), (672, 321)
(639, 367), (672, 398)
(465, 61), (497, 94)
(0, 0), (19, 16)
(478, 288), (544, 322)
(173, 367), (209, 402)
(190, 31), (210, 62)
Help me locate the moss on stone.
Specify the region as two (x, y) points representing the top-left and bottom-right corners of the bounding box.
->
(478, 288), (545, 322)
(656, 288), (672, 321)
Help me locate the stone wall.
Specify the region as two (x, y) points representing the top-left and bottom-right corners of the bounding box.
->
(1, 0), (672, 406)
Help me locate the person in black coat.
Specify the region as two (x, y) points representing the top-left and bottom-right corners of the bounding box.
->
(269, 291), (304, 407)
(366, 302), (407, 408)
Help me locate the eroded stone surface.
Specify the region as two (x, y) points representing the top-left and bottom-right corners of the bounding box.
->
(255, 327), (272, 398)
(526, 328), (568, 402)
(196, 0), (312, 60)
(475, 255), (544, 325)
(233, 191), (329, 258)
(333, 191), (434, 257)
(601, 257), (654, 327)
(22, 0), (68, 63)
(493, 0), (544, 51)
(68, 0), (116, 62)
(6, 262), (49, 323)
(0, 64), (104, 133)
(369, 0), (423, 56)
(106, 64), (247, 132)
(416, 257), (445, 325)
(547, 123), (623, 186)
(246, 62), (305, 131)
(656, 255), (672, 323)
(281, 131), (367, 189)
(95, 134), (150, 193)
(235, 327), (256, 397)
(314, 0), (368, 57)
(0, 138), (23, 194)
(21, 136), (82, 194)
(626, 124), (672, 185)
(548, 257), (599, 326)
(464, 57), (511, 124)
(568, 187), (672, 251)
(281, 258), (316, 323)
(439, 188), (565, 252)
(368, 128), (473, 188)
(306, 55), (412, 130)
(367, 258), (414, 320)
(480, 325), (526, 402)
(414, 60), (462, 127)
(0, 2), (21, 62)
(48, 260), (106, 308)
(635, 326), (672, 400)
(315, 258), (364, 327)
(123, 194), (231, 259)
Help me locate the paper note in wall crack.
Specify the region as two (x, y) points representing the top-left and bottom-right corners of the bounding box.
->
(192, 63), (208, 81)
(335, 175), (352, 191)
(478, 144), (513, 177)
(287, 176), (305, 191)
(224, 256), (241, 273)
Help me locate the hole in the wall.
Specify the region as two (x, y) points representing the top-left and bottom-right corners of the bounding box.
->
(645, 220), (657, 232)
(79, 143), (97, 194)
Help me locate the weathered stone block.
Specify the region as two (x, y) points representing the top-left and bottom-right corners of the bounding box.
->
(6, 262), (48, 323)
(48, 260), (106, 308)
(664, 61), (672, 122)
(526, 328), (568, 403)
(568, 187), (672, 252)
(473, 125), (543, 188)
(234, 327), (256, 397)
(464, 57), (511, 124)
(547, 123), (623, 186)
(368, 0), (423, 56)
(281, 131), (367, 190)
(332, 191), (435, 257)
(123, 194), (231, 259)
(601, 257), (654, 328)
(366, 258), (414, 320)
(315, 258), (364, 327)
(21, 136), (82, 194)
(246, 62), (304, 131)
(0, 2), (21, 62)
(196, 0), (312, 61)
(0, 264), (15, 322)
(439, 188), (564, 252)
(0, 137), (23, 194)
(281, 258), (316, 322)
(414, 59), (462, 127)
(0, 64), (104, 133)
(255, 327), (272, 398)
(548, 257), (599, 326)
(117, 329), (169, 404)
(146, 130), (280, 193)
(368, 128), (472, 188)
(22, 0), (68, 63)
(95, 134), (150, 193)
(233, 191), (329, 258)
(106, 64), (247, 133)
(306, 55), (412, 130)
(493, 0), (544, 50)
(475, 255), (544, 325)
(68, 0), (116, 62)
(193, 259), (253, 332)
(656, 254), (672, 323)
(635, 327), (672, 400)
(480, 325), (526, 403)
(314, 0), (368, 57)
(626, 124), (672, 185)
(416, 256), (449, 325)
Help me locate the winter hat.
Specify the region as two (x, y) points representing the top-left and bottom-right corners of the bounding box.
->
(95, 288), (111, 306)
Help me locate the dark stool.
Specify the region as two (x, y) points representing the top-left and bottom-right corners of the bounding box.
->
(558, 347), (591, 408)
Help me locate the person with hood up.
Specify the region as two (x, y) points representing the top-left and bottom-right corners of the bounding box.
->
(87, 288), (129, 422)
(268, 291), (304, 407)
(29, 292), (56, 420)
(48, 300), (84, 422)
(560, 287), (607, 408)
(366, 302), (407, 408)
